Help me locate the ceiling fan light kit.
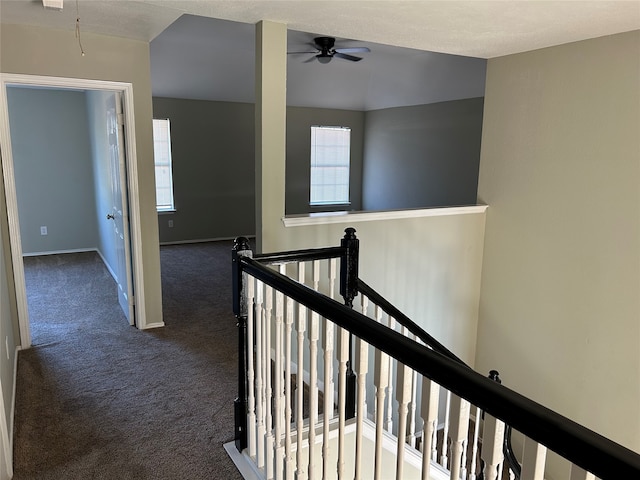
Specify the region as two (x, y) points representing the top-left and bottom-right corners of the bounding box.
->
(289, 36), (371, 64)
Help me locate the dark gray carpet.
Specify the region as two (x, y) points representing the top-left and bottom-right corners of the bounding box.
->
(13, 242), (243, 479)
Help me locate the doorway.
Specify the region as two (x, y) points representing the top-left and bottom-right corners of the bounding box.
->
(0, 74), (148, 347)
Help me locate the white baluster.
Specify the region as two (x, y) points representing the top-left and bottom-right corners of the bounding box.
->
(304, 261), (320, 480)
(328, 258), (337, 300)
(569, 465), (595, 480)
(323, 258), (338, 478)
(408, 369), (418, 448)
(395, 361), (413, 480)
(374, 348), (390, 480)
(336, 327), (350, 479)
(448, 395), (471, 480)
(461, 439), (469, 480)
(321, 316), (334, 478)
(255, 280), (265, 469)
(284, 275), (295, 480)
(246, 277), (257, 459)
(264, 285), (274, 479)
(296, 263), (307, 480)
(420, 377), (440, 480)
(273, 267), (285, 480)
(359, 298), (371, 418)
(307, 268), (320, 479)
(354, 335), (369, 480)
(440, 391), (451, 468)
(520, 437), (547, 480)
(385, 315), (396, 432)
(469, 406), (481, 480)
(481, 414), (505, 480)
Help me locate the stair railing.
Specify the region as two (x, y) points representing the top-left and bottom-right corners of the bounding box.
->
(359, 277), (523, 479)
(232, 228), (640, 480)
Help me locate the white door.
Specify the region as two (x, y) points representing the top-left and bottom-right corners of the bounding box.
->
(106, 92), (135, 325)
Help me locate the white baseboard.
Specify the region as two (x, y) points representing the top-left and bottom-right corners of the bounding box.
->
(223, 442), (262, 480)
(0, 346), (20, 480)
(10, 346), (20, 452)
(95, 249), (118, 284)
(141, 321), (165, 330)
(160, 235), (255, 246)
(22, 247), (97, 257)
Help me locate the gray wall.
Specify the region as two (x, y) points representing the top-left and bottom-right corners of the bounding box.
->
(152, 97), (256, 243)
(286, 106), (364, 214)
(7, 87), (99, 254)
(152, 96), (483, 242)
(0, 164), (18, 479)
(362, 97), (484, 210)
(477, 30), (640, 464)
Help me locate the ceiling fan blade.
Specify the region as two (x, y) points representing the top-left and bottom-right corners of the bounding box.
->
(334, 52), (363, 62)
(335, 47), (371, 54)
(287, 50), (319, 55)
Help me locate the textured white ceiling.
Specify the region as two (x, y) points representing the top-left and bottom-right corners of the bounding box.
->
(1, 1), (638, 58)
(2, 1), (638, 109)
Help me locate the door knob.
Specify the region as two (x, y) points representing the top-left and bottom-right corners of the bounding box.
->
(106, 213), (115, 220)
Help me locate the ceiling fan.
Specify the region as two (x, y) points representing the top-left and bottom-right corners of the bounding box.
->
(289, 36), (370, 64)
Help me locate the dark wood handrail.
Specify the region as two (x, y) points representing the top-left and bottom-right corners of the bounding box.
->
(238, 255), (640, 479)
(254, 246), (345, 265)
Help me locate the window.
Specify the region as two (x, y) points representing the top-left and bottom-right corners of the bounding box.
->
(310, 126), (351, 206)
(152, 118), (175, 211)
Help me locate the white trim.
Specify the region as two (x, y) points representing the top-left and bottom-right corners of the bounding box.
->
(0, 386), (11, 480)
(9, 346), (20, 460)
(282, 204), (488, 227)
(159, 235), (256, 246)
(223, 442), (263, 480)
(0, 73), (148, 339)
(22, 247), (98, 258)
(0, 75), (31, 347)
(96, 249), (118, 284)
(141, 321), (165, 330)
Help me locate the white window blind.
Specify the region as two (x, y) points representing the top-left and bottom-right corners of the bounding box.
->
(152, 119), (175, 211)
(310, 126), (351, 205)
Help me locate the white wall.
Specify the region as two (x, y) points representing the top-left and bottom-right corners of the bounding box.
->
(476, 30), (640, 463)
(277, 214), (486, 364)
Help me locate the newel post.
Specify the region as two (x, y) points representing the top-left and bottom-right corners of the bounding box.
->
(340, 227), (359, 419)
(232, 236), (252, 452)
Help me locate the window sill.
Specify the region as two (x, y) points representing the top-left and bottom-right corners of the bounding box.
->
(282, 204), (488, 227)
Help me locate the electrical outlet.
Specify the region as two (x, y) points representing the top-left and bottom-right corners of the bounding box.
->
(40, 226), (48, 235)
(168, 220), (174, 228)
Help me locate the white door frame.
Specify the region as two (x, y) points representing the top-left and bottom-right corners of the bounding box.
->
(0, 73), (148, 347)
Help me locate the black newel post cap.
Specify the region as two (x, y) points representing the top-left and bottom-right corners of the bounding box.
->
(489, 370), (502, 384)
(234, 236), (251, 251)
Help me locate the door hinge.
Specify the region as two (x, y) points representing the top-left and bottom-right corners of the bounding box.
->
(130, 294), (135, 306)
(117, 113), (125, 126)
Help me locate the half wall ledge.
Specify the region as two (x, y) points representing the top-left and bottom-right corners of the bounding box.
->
(282, 205), (488, 227)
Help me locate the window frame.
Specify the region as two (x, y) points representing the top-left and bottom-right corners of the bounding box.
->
(152, 118), (176, 212)
(309, 125), (351, 207)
